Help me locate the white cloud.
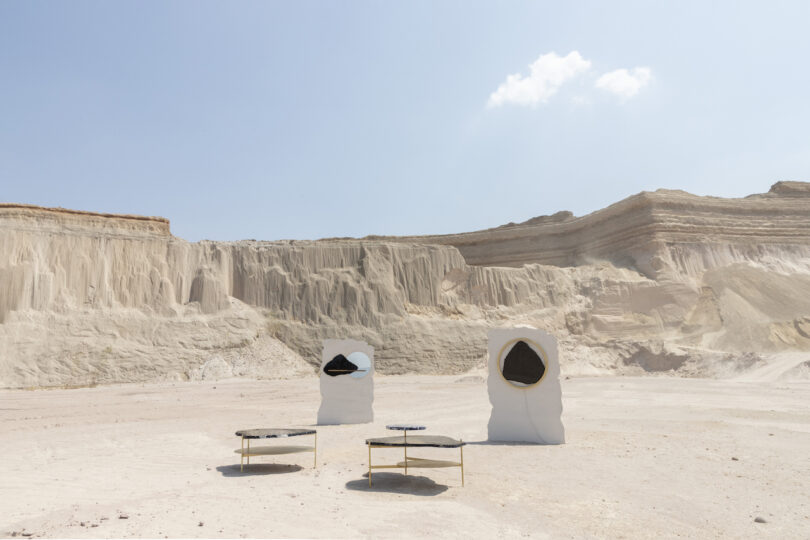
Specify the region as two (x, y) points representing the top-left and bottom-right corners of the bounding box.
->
(487, 51), (591, 108)
(595, 67), (651, 99)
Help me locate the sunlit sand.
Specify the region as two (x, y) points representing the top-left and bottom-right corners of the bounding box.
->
(2, 375), (808, 538)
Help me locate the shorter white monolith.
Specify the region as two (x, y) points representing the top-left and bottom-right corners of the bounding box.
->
(317, 339), (374, 425)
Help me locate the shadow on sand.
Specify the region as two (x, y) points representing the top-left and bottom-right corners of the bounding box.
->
(216, 463), (304, 477)
(464, 440), (544, 446)
(345, 473), (449, 496)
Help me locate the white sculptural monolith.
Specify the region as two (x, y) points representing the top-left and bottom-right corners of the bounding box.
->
(317, 339), (374, 425)
(487, 326), (565, 444)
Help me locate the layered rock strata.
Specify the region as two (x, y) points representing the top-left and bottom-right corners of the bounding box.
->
(376, 182), (810, 278)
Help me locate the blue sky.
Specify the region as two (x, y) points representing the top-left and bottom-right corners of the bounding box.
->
(1, 1), (809, 241)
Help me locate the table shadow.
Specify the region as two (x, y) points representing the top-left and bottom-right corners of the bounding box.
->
(464, 440), (544, 446)
(216, 463), (304, 477)
(345, 473), (449, 496)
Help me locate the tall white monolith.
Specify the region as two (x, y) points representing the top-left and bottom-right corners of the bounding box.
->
(487, 327), (564, 444)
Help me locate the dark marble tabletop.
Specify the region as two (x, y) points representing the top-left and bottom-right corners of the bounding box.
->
(386, 424), (426, 431)
(235, 428), (316, 439)
(366, 435), (464, 448)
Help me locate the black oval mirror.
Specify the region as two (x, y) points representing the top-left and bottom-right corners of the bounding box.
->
(499, 340), (546, 387)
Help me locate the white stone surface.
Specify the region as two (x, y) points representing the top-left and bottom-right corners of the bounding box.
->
(487, 327), (565, 444)
(317, 339), (374, 424)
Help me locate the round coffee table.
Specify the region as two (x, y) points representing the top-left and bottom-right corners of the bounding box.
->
(365, 434), (465, 487)
(234, 428), (317, 471)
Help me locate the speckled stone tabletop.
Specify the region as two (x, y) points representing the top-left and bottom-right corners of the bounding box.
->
(366, 435), (464, 448)
(235, 428), (316, 439)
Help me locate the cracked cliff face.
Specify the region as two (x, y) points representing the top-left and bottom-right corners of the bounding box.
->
(1, 182), (810, 387)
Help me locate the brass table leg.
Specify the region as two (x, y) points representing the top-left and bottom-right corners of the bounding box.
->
(460, 442), (464, 487)
(247, 439), (250, 465)
(404, 430), (408, 475)
(240, 435), (244, 472)
(368, 443), (372, 487)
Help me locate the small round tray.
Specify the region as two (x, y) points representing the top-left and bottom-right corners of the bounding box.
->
(385, 424), (426, 431)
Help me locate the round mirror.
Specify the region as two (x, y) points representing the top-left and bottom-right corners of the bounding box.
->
(346, 352), (370, 378)
(498, 339), (546, 387)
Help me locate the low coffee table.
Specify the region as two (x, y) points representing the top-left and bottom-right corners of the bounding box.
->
(365, 434), (465, 487)
(235, 428), (317, 472)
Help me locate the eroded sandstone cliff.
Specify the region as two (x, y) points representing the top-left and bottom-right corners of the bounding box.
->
(2, 183), (810, 388)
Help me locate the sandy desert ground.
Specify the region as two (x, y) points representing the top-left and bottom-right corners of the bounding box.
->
(1, 373), (809, 539)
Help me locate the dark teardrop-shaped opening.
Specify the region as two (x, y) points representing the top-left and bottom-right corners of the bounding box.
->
(323, 354), (359, 377)
(501, 340), (545, 386)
